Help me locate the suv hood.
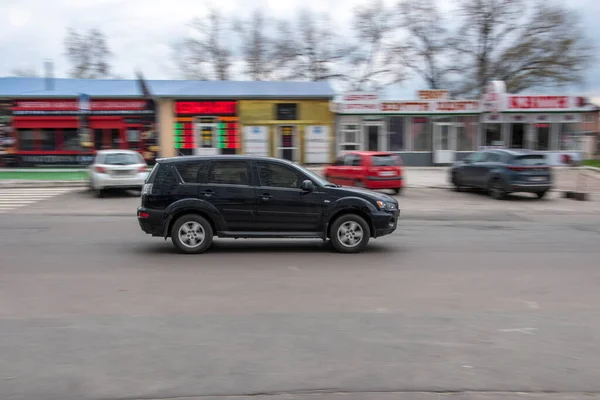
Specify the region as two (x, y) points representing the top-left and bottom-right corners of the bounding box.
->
(328, 185), (397, 203)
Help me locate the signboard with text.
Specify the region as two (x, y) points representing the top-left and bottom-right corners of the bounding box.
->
(174, 101), (237, 115)
(417, 90), (449, 100)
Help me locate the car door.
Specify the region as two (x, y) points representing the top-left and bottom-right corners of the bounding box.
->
(470, 152), (495, 188)
(254, 161), (323, 232)
(462, 151), (486, 187)
(346, 154), (364, 185)
(326, 156), (346, 186)
(201, 160), (256, 231)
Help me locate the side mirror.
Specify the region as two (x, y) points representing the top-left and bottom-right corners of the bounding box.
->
(301, 180), (315, 192)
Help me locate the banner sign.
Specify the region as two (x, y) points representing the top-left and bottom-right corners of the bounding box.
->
(304, 126), (329, 164)
(12, 100), (152, 115)
(174, 101), (237, 115)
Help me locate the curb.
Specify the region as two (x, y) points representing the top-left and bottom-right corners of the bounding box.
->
(0, 181), (89, 189)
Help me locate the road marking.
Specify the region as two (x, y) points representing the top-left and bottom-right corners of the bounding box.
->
(0, 188), (77, 213)
(500, 328), (537, 335)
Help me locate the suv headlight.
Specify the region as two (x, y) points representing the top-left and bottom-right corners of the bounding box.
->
(376, 200), (396, 211)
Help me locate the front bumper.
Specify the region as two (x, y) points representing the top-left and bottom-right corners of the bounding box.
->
(372, 209), (400, 238)
(137, 207), (166, 237)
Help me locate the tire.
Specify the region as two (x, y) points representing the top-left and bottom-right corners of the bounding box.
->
(393, 187), (402, 195)
(488, 179), (506, 200)
(354, 180), (365, 188)
(171, 214), (214, 254)
(452, 172), (465, 192)
(95, 189), (104, 198)
(330, 214), (371, 254)
(536, 191), (547, 199)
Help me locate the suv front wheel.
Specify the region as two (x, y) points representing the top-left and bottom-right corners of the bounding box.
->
(171, 214), (214, 254)
(330, 214), (371, 253)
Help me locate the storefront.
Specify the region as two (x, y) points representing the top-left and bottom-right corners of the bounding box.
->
(7, 98), (157, 167)
(238, 99), (334, 164)
(482, 80), (599, 165)
(332, 87), (599, 166)
(332, 91), (481, 166)
(172, 100), (239, 156)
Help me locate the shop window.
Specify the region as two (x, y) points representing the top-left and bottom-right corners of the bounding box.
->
(340, 124), (360, 151)
(62, 129), (80, 151)
(94, 129), (104, 150)
(41, 128), (56, 151)
(456, 116), (477, 151)
(536, 124), (550, 151)
(127, 128), (140, 150)
(484, 123), (502, 146)
(411, 117), (431, 151)
(510, 123), (525, 148)
(388, 117), (405, 151)
(560, 123), (577, 150)
(18, 129), (35, 150)
(111, 129), (120, 149)
(275, 103), (298, 120)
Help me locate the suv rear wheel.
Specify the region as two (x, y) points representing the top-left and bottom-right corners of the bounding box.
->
(171, 214), (214, 254)
(330, 214), (370, 253)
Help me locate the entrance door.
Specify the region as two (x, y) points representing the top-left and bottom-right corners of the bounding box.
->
(195, 118), (219, 156)
(365, 125), (380, 151)
(277, 125), (297, 161)
(433, 123), (456, 164)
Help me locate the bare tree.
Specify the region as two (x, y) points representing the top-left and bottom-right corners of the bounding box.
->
(64, 28), (112, 79)
(275, 9), (349, 82)
(181, 8), (232, 80)
(448, 0), (594, 97)
(348, 0), (405, 91)
(395, 0), (448, 89)
(10, 67), (39, 77)
(233, 10), (275, 80)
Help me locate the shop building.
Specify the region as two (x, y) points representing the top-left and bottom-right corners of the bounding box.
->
(331, 85), (599, 166)
(150, 81), (335, 164)
(0, 78), (157, 167)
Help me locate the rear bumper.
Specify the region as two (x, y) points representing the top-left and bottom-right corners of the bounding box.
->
(366, 176), (403, 189)
(137, 207), (166, 237)
(372, 209), (400, 238)
(509, 182), (553, 193)
(91, 172), (147, 190)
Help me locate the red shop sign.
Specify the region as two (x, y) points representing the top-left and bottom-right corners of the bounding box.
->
(12, 99), (147, 111)
(175, 101), (237, 115)
(508, 96), (568, 110)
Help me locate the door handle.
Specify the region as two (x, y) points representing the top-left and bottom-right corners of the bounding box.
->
(204, 190), (214, 197)
(260, 193), (272, 201)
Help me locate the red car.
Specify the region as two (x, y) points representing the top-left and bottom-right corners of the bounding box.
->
(324, 151), (404, 194)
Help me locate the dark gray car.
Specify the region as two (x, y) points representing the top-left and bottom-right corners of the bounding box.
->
(449, 149), (553, 199)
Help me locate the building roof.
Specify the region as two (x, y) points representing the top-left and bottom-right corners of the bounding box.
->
(0, 77), (335, 99)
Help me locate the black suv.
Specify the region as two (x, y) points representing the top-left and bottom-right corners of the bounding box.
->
(137, 156), (400, 254)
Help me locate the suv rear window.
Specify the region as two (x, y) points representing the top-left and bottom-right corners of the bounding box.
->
(145, 163), (176, 185)
(371, 154), (401, 167)
(513, 155), (547, 166)
(103, 153), (142, 165)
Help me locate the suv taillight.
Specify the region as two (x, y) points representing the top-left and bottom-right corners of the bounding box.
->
(142, 183), (153, 195)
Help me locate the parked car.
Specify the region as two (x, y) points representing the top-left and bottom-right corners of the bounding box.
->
(137, 155), (400, 254)
(324, 151), (404, 194)
(89, 149), (148, 197)
(449, 149), (553, 199)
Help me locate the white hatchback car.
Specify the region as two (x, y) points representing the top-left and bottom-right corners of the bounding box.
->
(89, 150), (149, 197)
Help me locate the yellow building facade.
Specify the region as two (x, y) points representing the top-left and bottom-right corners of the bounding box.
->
(237, 99), (335, 164)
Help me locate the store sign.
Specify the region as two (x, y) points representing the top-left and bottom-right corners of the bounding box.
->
(417, 90), (449, 100)
(508, 96), (569, 110)
(304, 126), (329, 164)
(243, 126), (269, 157)
(342, 92), (378, 102)
(435, 101), (479, 112)
(174, 101), (236, 115)
(18, 154), (94, 166)
(13, 100), (147, 111)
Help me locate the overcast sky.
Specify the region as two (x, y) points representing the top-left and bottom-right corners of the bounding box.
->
(1, 0), (599, 102)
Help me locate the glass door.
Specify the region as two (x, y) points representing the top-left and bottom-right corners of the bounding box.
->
(194, 117), (219, 156)
(364, 123), (382, 151)
(433, 123), (456, 164)
(277, 125), (297, 161)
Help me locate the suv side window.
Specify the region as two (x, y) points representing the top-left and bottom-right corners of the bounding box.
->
(257, 162), (304, 189)
(207, 161), (250, 186)
(174, 161), (207, 183)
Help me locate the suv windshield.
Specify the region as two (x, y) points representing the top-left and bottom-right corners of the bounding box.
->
(371, 154), (400, 166)
(104, 153), (141, 165)
(291, 163), (331, 186)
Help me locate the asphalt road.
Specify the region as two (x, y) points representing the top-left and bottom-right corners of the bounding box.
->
(1, 188), (600, 400)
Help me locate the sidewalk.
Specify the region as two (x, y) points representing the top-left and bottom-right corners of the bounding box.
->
(1, 166), (600, 192)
